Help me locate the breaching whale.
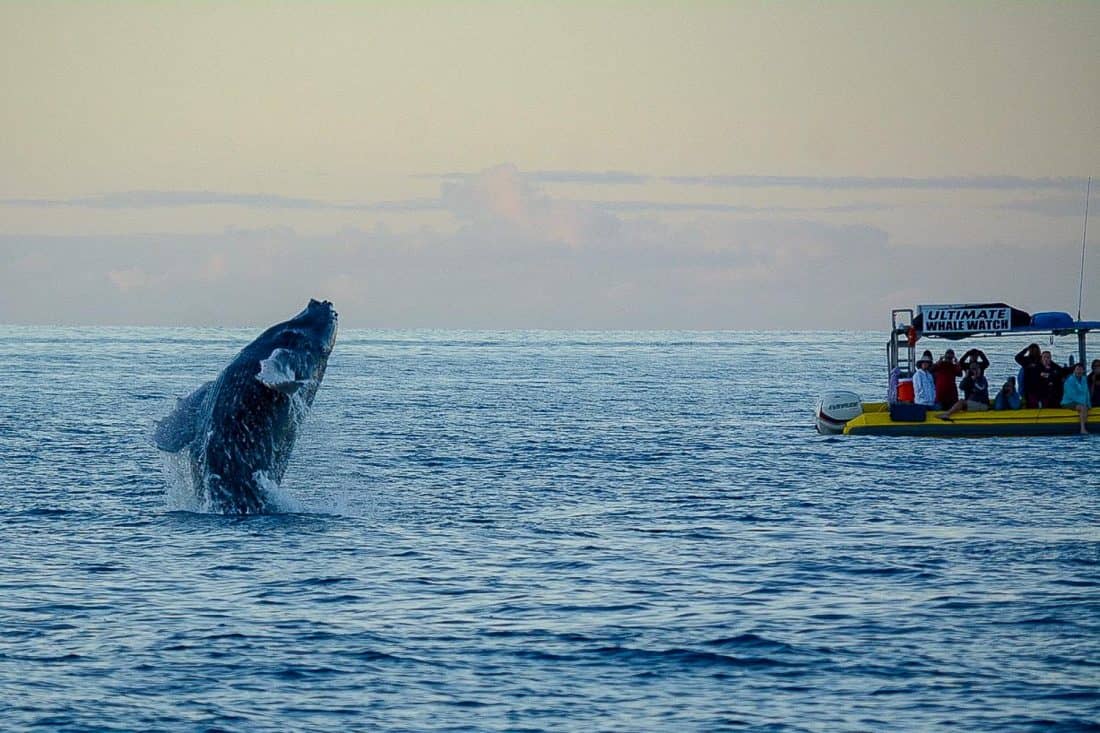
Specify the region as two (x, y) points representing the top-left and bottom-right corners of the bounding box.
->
(154, 299), (338, 514)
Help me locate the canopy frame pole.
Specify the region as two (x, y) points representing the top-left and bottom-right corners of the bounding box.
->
(1078, 176), (1092, 322)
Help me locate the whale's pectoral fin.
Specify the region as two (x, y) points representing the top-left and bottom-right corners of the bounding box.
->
(153, 381), (213, 452)
(256, 348), (307, 395)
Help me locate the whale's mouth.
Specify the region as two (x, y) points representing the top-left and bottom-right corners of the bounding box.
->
(320, 304), (338, 355)
(295, 299), (338, 356)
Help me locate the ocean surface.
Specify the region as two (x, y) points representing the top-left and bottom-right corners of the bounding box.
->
(0, 326), (1097, 732)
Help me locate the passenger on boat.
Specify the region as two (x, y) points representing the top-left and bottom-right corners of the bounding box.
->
(1061, 363), (1091, 435)
(959, 348), (990, 375)
(913, 351), (938, 408)
(937, 358), (991, 420)
(994, 377), (1022, 410)
(1015, 343), (1044, 408)
(1089, 359), (1100, 406)
(930, 349), (963, 408)
(1035, 351), (1066, 408)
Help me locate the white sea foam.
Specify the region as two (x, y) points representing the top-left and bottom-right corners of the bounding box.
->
(252, 470), (302, 513)
(289, 389), (312, 424)
(160, 450), (206, 512)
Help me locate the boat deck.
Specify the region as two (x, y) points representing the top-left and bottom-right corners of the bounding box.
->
(844, 402), (1100, 436)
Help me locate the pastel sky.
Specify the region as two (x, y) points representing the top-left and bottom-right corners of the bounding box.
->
(2, 2), (1098, 328)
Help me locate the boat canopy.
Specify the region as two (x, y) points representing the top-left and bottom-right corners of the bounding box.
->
(911, 302), (1100, 340)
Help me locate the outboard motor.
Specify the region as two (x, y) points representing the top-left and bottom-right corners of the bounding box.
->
(815, 390), (863, 434)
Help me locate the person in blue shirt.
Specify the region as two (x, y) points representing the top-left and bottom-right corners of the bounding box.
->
(994, 377), (1022, 410)
(1061, 362), (1091, 435)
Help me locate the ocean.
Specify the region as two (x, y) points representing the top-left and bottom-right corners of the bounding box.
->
(1, 326), (1097, 731)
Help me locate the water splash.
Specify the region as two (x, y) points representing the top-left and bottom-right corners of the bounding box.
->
(157, 388), (318, 514)
(252, 469), (302, 513)
(160, 450), (205, 512)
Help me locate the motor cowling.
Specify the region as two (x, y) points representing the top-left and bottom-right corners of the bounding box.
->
(815, 390), (863, 434)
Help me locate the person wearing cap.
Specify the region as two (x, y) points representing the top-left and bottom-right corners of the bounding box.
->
(931, 348), (963, 408)
(913, 351), (938, 408)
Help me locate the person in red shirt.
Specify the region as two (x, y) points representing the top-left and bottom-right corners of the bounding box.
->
(930, 348), (963, 409)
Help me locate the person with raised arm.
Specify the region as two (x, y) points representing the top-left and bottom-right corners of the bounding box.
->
(930, 348), (963, 409)
(1015, 343), (1043, 408)
(937, 356), (991, 420)
(959, 347), (990, 376)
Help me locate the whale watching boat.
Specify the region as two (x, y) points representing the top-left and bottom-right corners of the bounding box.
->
(816, 302), (1100, 436)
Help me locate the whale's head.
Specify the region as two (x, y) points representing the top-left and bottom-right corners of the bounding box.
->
(289, 298), (339, 358)
(250, 299), (339, 394)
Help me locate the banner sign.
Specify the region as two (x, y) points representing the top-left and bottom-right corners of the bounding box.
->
(916, 303), (1030, 335)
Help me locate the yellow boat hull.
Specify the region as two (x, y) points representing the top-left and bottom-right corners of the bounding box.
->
(843, 402), (1100, 436)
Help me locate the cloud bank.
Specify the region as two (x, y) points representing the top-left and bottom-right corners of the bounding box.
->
(1, 165), (1096, 329)
(0, 191), (441, 212)
(432, 172), (1091, 191)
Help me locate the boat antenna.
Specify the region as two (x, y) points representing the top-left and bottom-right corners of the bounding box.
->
(1077, 175), (1092, 321)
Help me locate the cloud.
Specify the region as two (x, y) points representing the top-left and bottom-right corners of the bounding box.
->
(2, 165), (1096, 328)
(5, 170), (1088, 219)
(440, 164), (620, 247)
(526, 170), (650, 185)
(429, 170), (1090, 192)
(598, 201), (892, 214)
(3, 214), (1095, 329)
(663, 175), (1089, 191)
(0, 205), (900, 329)
(998, 195), (1092, 217)
(0, 190), (442, 212)
(107, 267), (157, 292)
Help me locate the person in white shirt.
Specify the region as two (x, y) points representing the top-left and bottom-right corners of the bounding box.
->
(913, 350), (938, 408)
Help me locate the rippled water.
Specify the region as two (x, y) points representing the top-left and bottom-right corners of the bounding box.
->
(1, 326), (1097, 731)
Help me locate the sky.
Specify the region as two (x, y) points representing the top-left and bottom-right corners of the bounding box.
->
(2, 2), (1098, 329)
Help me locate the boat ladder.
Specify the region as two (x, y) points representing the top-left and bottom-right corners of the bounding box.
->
(889, 308), (916, 376)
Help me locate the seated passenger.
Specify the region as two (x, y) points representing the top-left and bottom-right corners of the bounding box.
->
(937, 360), (991, 420)
(931, 349), (962, 408)
(1061, 362), (1091, 435)
(1089, 359), (1100, 407)
(994, 377), (1022, 410)
(913, 351), (938, 408)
